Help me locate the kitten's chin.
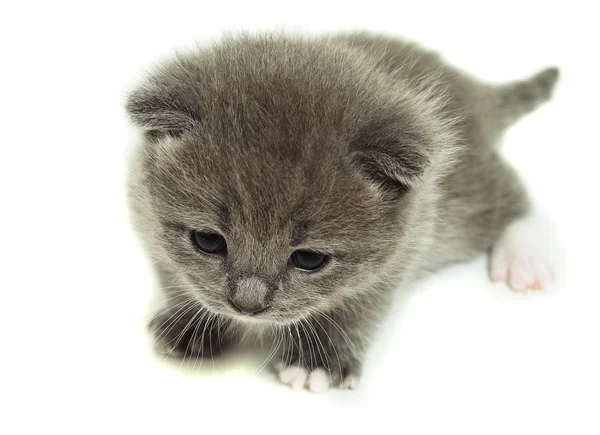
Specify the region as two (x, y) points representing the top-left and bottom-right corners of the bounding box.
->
(222, 308), (304, 327)
(228, 313), (274, 325)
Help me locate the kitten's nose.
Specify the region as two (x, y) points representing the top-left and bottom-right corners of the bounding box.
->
(227, 297), (270, 316)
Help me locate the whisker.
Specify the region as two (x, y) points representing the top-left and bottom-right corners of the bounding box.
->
(189, 309), (213, 371)
(144, 291), (192, 313)
(301, 321), (315, 370)
(311, 313), (343, 381)
(184, 309), (209, 370)
(314, 309), (362, 362)
(150, 303), (197, 350)
(294, 324), (305, 369)
(254, 330), (282, 375)
(306, 316), (331, 371)
(168, 303), (205, 360)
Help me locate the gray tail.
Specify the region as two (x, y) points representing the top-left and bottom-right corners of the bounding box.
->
(495, 67), (560, 130)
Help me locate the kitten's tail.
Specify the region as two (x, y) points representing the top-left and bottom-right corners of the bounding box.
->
(483, 67), (560, 140)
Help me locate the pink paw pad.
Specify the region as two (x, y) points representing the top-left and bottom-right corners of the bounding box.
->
(489, 213), (558, 292)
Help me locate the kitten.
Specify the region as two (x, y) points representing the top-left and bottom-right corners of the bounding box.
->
(126, 32), (559, 392)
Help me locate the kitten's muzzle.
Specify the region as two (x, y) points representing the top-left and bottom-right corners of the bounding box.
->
(226, 297), (271, 316)
(226, 276), (275, 317)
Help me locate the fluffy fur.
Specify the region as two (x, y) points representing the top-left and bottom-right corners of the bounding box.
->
(126, 31), (559, 390)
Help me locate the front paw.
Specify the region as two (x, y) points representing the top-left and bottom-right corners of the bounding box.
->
(148, 306), (230, 358)
(275, 362), (360, 393)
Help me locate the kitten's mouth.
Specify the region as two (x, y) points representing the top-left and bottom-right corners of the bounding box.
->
(226, 298), (272, 319)
(194, 294), (300, 325)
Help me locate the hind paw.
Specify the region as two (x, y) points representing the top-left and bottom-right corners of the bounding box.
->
(490, 213), (558, 291)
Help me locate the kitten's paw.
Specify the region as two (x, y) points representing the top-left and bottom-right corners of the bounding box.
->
(278, 365), (310, 391)
(147, 307), (231, 358)
(276, 364), (359, 392)
(340, 374), (360, 390)
(278, 366), (329, 392)
(148, 312), (187, 357)
(489, 213), (558, 291)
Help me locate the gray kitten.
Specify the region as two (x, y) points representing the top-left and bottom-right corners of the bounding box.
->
(126, 32), (559, 392)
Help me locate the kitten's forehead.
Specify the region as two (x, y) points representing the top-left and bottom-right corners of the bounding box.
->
(194, 140), (362, 229)
(147, 132), (384, 244)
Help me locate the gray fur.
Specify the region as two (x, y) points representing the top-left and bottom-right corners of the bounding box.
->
(126, 31), (558, 388)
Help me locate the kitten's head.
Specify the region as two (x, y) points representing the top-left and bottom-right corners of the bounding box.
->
(127, 34), (457, 324)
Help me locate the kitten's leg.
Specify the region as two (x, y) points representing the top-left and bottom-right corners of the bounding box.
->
(275, 311), (368, 392)
(489, 211), (558, 291)
(149, 302), (233, 358)
(147, 266), (235, 358)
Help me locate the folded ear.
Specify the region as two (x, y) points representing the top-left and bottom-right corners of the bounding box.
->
(125, 75), (202, 138)
(350, 117), (433, 194)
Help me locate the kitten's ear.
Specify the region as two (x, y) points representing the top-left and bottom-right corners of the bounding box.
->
(350, 118), (432, 194)
(125, 80), (202, 138)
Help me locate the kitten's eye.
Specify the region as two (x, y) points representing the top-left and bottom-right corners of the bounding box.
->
(191, 231), (227, 254)
(290, 250), (330, 271)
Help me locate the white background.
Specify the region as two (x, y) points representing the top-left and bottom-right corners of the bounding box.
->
(1, 1), (598, 434)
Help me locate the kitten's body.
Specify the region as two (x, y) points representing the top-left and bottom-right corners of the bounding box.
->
(127, 32), (558, 391)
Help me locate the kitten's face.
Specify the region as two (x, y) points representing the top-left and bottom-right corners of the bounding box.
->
(141, 129), (407, 324)
(129, 35), (449, 324)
